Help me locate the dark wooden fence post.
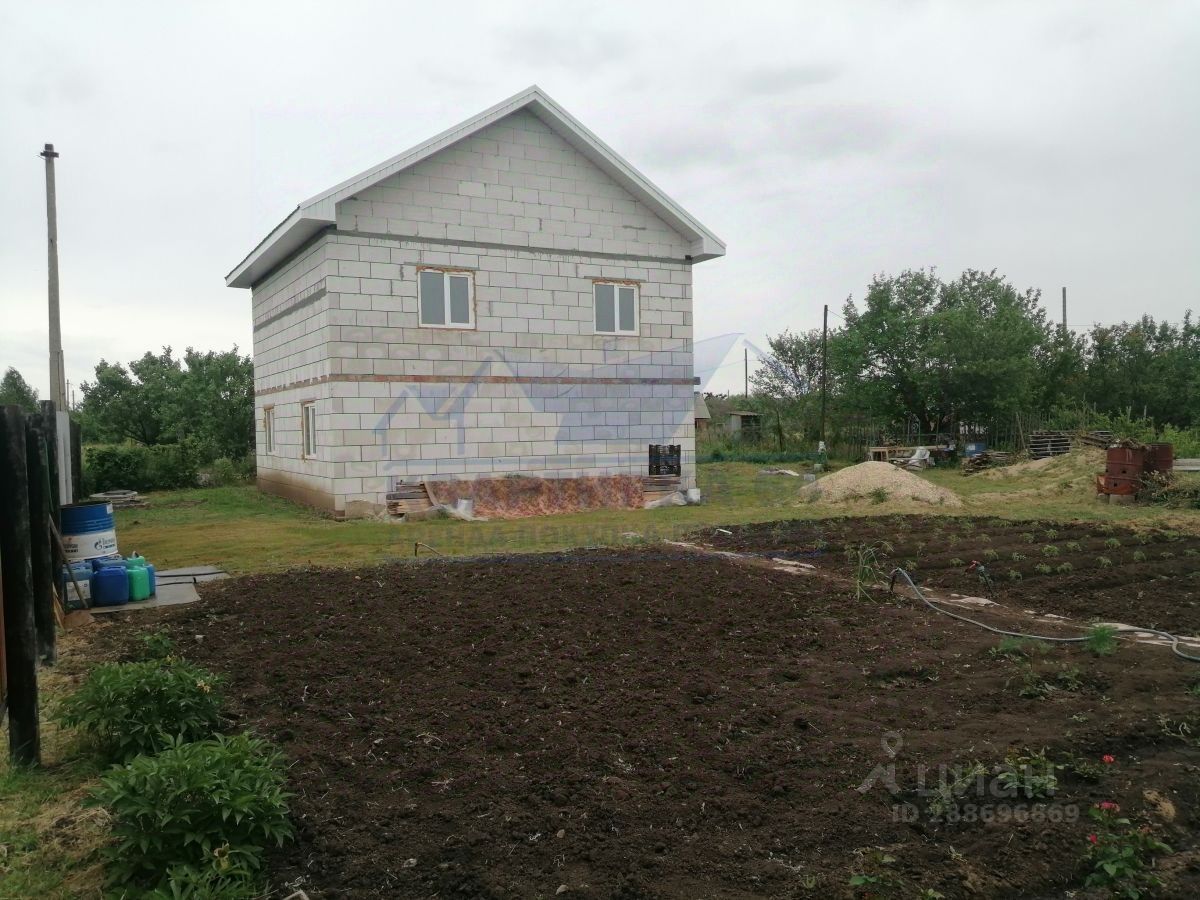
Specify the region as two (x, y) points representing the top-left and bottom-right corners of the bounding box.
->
(26, 421), (56, 666)
(39, 401), (61, 562)
(0, 405), (40, 765)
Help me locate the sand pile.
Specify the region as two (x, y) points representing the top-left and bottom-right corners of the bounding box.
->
(800, 461), (963, 506)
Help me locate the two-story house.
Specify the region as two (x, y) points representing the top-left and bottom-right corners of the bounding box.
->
(226, 87), (724, 516)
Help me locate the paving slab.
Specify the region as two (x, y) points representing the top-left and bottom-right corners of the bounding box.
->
(89, 566), (228, 615)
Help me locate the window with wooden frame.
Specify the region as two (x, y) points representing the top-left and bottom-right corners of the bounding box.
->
(593, 282), (639, 335)
(263, 406), (275, 454)
(418, 268), (475, 328)
(301, 401), (317, 458)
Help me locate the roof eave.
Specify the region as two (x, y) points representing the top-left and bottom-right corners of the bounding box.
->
(225, 209), (330, 289)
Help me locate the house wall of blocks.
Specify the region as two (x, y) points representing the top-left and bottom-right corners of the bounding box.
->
(250, 109), (697, 516)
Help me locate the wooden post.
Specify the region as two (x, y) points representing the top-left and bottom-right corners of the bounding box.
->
(0, 405), (40, 765)
(39, 402), (61, 572)
(26, 421), (56, 666)
(820, 303), (829, 446)
(69, 419), (82, 503)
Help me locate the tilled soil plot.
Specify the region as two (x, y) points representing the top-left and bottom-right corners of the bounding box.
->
(162, 550), (1200, 899)
(693, 516), (1200, 636)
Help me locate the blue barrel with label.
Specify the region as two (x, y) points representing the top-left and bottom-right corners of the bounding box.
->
(61, 502), (119, 561)
(92, 565), (130, 607)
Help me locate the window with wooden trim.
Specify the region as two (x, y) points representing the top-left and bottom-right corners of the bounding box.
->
(263, 406), (275, 454)
(594, 282), (639, 335)
(418, 269), (474, 328)
(301, 402), (317, 458)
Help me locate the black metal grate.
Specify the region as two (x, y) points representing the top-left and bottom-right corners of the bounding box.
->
(648, 444), (681, 476)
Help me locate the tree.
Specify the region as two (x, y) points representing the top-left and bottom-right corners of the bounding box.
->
(831, 269), (1051, 432)
(0, 367), (39, 413)
(76, 346), (255, 459)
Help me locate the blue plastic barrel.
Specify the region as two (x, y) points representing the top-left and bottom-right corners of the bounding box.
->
(92, 566), (130, 606)
(61, 502), (118, 561)
(145, 563), (156, 596)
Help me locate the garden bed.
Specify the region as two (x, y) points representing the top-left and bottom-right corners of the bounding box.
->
(152, 548), (1200, 898)
(693, 516), (1200, 636)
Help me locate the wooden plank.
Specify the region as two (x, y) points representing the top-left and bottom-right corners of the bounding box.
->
(25, 422), (55, 666)
(0, 405), (40, 765)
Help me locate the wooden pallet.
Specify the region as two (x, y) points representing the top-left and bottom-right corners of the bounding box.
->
(642, 475), (682, 502)
(386, 483), (433, 516)
(1027, 431), (1072, 459)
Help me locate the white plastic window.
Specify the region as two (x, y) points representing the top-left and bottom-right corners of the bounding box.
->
(419, 270), (474, 328)
(594, 282), (638, 335)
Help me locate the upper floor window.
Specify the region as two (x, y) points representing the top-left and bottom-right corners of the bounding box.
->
(418, 269), (474, 328)
(594, 282), (638, 335)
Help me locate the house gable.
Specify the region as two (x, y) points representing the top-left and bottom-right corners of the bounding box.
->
(340, 109), (689, 259)
(227, 87), (724, 288)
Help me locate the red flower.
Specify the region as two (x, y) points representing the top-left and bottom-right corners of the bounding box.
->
(1097, 801), (1120, 812)
(1087, 833), (1099, 844)
(1102, 754), (1116, 764)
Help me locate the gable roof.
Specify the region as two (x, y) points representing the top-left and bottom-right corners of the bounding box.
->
(226, 86), (726, 289)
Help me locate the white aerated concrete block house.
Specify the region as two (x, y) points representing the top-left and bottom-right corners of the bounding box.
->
(226, 87), (725, 517)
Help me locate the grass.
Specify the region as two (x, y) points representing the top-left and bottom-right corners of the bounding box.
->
(114, 459), (1200, 575)
(0, 632), (112, 898)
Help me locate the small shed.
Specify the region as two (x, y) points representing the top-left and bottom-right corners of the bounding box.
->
(694, 393), (711, 434)
(727, 410), (761, 434)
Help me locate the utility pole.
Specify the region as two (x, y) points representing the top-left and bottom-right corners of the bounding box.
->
(744, 346), (748, 400)
(820, 303), (829, 445)
(1061, 286), (1067, 336)
(41, 144), (67, 413)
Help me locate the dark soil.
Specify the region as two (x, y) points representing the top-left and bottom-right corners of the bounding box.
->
(693, 516), (1200, 636)
(154, 549), (1200, 899)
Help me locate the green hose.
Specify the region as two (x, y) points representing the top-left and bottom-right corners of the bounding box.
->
(888, 567), (1200, 664)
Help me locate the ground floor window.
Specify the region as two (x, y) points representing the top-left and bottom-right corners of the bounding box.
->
(301, 401), (317, 458)
(263, 406), (275, 453)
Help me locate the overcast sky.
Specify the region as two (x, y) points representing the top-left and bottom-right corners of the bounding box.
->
(3, 0), (1198, 399)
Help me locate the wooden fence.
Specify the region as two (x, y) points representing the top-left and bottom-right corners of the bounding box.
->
(0, 402), (67, 766)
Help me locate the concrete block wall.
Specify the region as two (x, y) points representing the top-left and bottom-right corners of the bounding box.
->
(251, 240), (336, 506)
(336, 109), (689, 260)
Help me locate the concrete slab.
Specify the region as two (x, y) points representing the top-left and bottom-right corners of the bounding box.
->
(89, 566), (229, 615)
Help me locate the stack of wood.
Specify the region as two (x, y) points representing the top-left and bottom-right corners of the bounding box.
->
(386, 482), (433, 517)
(960, 450), (1011, 475)
(1027, 431), (1072, 459)
(1079, 430), (1116, 448)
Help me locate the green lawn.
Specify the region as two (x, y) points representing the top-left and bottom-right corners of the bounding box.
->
(114, 459), (1199, 575)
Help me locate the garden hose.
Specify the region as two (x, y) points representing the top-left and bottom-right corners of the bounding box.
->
(888, 567), (1200, 664)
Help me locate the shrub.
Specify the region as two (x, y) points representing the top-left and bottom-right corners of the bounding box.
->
(91, 733), (293, 889)
(86, 443), (200, 492)
(58, 659), (223, 762)
(144, 863), (262, 899)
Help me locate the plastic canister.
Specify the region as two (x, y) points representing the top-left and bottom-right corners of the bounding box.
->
(123, 554), (147, 570)
(145, 563), (156, 596)
(127, 566), (151, 602)
(92, 566), (130, 606)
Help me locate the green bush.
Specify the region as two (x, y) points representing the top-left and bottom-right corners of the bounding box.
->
(143, 863), (262, 900)
(91, 733), (293, 889)
(58, 659), (223, 762)
(85, 443), (200, 492)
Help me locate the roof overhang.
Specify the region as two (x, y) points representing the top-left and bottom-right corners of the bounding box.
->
(226, 86), (725, 289)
